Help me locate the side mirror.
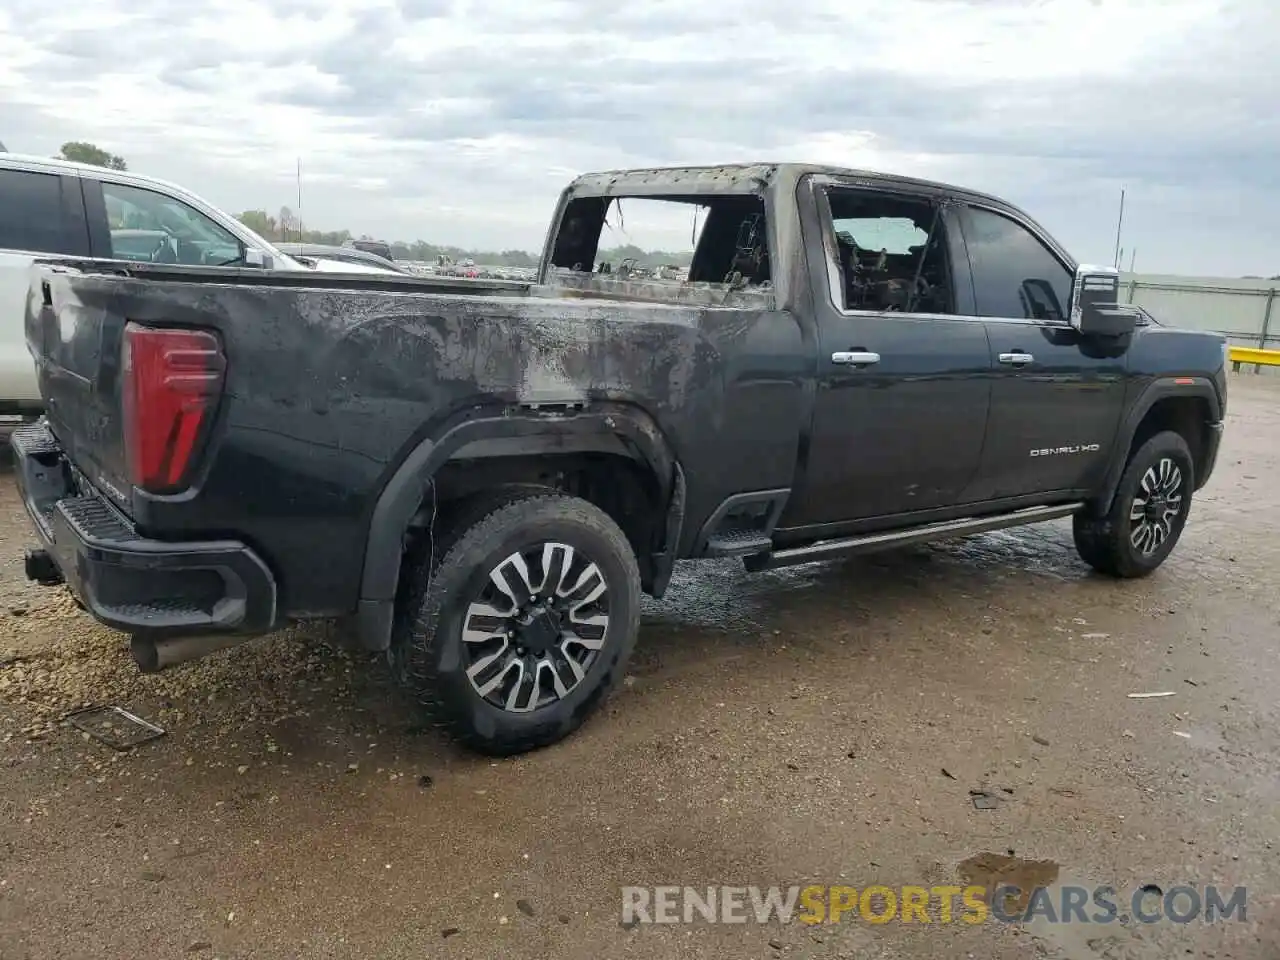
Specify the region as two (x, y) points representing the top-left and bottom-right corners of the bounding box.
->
(1019, 278), (1065, 322)
(1070, 264), (1136, 337)
(243, 247), (266, 268)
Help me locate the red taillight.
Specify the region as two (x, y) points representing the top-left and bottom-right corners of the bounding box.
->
(121, 323), (225, 494)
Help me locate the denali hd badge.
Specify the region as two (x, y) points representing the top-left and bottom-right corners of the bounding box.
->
(1030, 444), (1101, 457)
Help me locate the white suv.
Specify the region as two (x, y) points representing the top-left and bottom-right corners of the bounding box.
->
(0, 154), (392, 415)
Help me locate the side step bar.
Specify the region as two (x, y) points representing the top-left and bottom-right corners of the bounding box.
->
(743, 503), (1084, 572)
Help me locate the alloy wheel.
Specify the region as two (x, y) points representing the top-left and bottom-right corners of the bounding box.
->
(1129, 457), (1184, 556)
(461, 542), (610, 713)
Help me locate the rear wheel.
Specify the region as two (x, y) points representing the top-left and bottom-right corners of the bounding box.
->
(393, 489), (641, 755)
(1073, 430), (1194, 578)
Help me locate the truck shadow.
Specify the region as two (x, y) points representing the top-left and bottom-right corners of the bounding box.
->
(300, 522), (1096, 760)
(630, 522), (1084, 665)
(5, 520), (1121, 779)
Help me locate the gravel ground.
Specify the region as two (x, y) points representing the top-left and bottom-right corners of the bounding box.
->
(2, 377), (1279, 959)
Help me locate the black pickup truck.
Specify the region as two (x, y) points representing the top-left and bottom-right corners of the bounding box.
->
(13, 163), (1228, 754)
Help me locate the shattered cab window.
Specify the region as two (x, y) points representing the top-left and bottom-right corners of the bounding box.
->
(824, 189), (954, 315)
(549, 194), (771, 300)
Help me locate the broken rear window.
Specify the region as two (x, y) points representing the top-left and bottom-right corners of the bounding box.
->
(548, 194), (772, 302)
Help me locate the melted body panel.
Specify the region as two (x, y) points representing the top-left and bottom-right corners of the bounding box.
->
(29, 265), (805, 614)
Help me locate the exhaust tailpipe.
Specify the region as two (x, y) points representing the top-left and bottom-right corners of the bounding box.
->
(131, 635), (245, 673)
(24, 548), (63, 586)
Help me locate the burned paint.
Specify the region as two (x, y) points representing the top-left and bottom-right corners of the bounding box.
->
(33, 261), (808, 619)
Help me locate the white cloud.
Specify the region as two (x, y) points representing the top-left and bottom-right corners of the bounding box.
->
(0, 0), (1275, 274)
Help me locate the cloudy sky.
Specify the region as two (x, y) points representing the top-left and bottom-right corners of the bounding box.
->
(1, 0), (1275, 275)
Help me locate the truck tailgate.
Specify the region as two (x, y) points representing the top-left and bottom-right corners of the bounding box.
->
(24, 258), (536, 518)
(25, 263), (134, 511)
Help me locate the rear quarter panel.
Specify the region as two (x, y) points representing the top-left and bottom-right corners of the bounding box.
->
(38, 270), (808, 615)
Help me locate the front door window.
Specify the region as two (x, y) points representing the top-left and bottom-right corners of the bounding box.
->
(101, 182), (245, 266)
(963, 206), (1072, 323)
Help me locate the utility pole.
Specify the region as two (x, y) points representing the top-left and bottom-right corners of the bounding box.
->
(1112, 188), (1125, 269)
(296, 157), (303, 242)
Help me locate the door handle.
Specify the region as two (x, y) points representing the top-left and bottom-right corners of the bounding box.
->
(832, 351), (880, 366)
(998, 351), (1034, 366)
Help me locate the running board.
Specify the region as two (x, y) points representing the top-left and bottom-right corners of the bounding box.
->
(743, 503), (1084, 572)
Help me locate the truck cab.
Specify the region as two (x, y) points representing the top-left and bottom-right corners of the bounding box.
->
(537, 164), (1223, 551)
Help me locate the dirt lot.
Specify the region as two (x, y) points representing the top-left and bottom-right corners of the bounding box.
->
(2, 377), (1279, 960)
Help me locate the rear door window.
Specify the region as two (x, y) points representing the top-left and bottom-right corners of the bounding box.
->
(822, 187), (957, 315)
(0, 169), (74, 255)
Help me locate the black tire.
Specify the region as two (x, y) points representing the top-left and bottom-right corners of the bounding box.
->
(392, 489), (641, 755)
(1073, 430), (1195, 578)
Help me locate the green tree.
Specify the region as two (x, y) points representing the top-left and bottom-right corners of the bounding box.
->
(305, 228), (352, 246)
(599, 244), (692, 268)
(58, 141), (127, 170)
(236, 210), (279, 239)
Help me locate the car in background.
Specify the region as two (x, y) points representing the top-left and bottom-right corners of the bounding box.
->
(276, 242), (407, 274)
(348, 238), (395, 261)
(0, 154), (377, 415)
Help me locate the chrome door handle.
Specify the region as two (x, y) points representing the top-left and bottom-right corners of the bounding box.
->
(832, 351), (880, 365)
(998, 351), (1034, 365)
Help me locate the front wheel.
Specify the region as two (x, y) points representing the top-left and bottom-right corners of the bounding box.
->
(1073, 430), (1195, 578)
(393, 490), (641, 755)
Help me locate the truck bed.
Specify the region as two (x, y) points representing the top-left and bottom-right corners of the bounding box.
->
(26, 258), (536, 296)
(25, 259), (805, 619)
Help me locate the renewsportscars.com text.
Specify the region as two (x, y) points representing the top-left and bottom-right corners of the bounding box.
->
(620, 884), (1247, 925)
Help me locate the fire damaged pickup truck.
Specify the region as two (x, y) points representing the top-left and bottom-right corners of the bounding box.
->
(14, 163), (1228, 754)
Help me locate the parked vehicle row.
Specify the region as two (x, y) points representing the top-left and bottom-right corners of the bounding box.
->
(0, 154), (400, 414)
(13, 161), (1228, 756)
(275, 242), (409, 274)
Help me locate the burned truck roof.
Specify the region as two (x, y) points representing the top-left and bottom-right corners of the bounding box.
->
(564, 162), (1013, 209)
(560, 162), (1062, 269)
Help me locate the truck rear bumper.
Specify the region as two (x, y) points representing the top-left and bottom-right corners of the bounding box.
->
(11, 420), (278, 637)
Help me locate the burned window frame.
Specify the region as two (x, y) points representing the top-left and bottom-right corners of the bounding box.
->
(544, 191), (775, 303)
(814, 181), (961, 319)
